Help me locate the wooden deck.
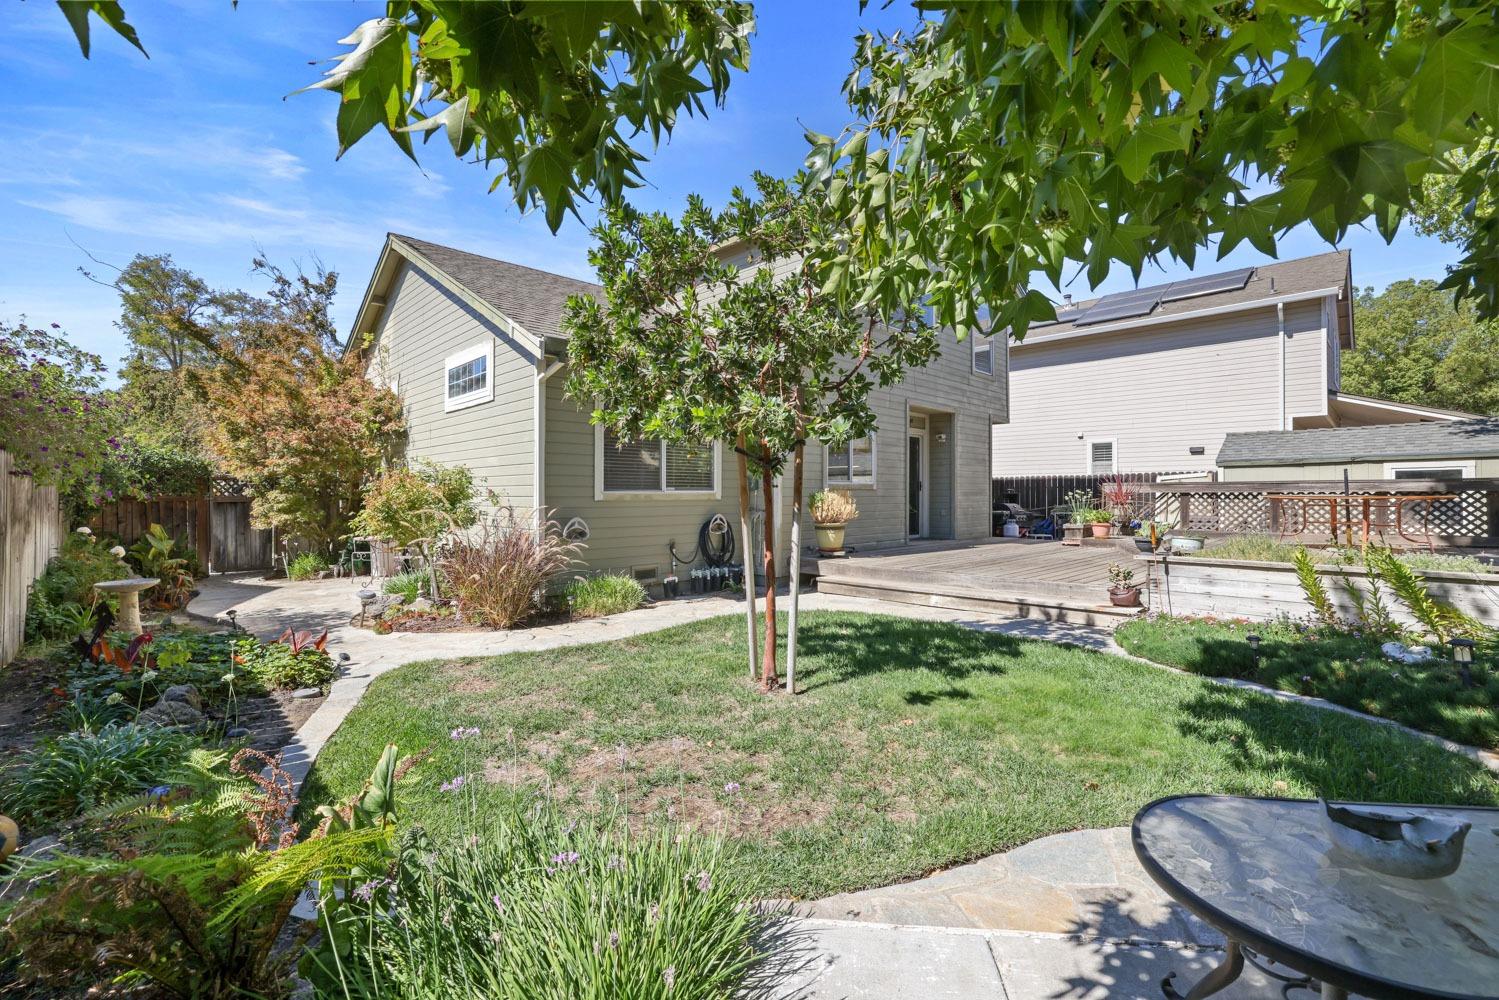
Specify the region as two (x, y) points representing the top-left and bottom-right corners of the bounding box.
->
(807, 537), (1149, 627)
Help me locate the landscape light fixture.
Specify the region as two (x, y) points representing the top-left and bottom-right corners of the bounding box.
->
(1450, 638), (1475, 689)
(224, 609), (240, 633)
(1246, 633), (1262, 664)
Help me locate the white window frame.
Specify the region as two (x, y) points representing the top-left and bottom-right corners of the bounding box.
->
(593, 426), (721, 500)
(825, 434), (877, 488)
(1085, 437), (1117, 474)
(972, 331), (995, 375)
(1382, 461), (1474, 479)
(443, 341), (494, 412)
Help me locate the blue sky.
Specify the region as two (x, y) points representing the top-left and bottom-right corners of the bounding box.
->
(0, 0), (1466, 374)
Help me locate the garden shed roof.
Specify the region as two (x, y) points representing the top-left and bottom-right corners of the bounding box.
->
(1217, 419), (1499, 466)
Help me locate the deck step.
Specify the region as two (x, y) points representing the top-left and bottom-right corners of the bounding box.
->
(814, 576), (1145, 628)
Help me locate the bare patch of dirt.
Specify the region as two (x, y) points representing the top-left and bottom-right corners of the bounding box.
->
(483, 756), (550, 786)
(379, 611), (491, 633)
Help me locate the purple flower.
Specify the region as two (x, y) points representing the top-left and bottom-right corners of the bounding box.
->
(695, 870), (712, 892)
(449, 726), (481, 740)
(440, 775), (466, 793)
(550, 850), (580, 866)
(608, 930), (620, 949)
(148, 784), (171, 799)
(491, 893), (505, 913)
(724, 781), (741, 794)
(606, 854), (625, 871)
(663, 966), (676, 991)
(353, 878), (382, 902)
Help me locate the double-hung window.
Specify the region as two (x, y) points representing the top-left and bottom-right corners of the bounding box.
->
(826, 435), (876, 486)
(598, 428), (717, 496)
(443, 342), (493, 412)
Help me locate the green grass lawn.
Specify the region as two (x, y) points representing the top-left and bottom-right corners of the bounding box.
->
(304, 612), (1498, 899)
(1115, 616), (1498, 751)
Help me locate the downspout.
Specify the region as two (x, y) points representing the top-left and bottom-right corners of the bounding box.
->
(534, 357), (564, 526)
(1277, 301), (1287, 430)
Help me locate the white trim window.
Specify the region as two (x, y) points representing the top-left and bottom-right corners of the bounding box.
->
(443, 341), (494, 412)
(972, 331), (995, 375)
(826, 434), (876, 486)
(1086, 438), (1117, 474)
(595, 426), (720, 498)
(1383, 461), (1474, 480)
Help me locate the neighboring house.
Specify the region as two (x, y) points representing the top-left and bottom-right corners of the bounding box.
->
(991, 251), (1474, 480)
(346, 234), (1008, 586)
(1216, 419), (1499, 483)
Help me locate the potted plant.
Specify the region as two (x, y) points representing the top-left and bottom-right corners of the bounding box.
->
(1107, 562), (1142, 607)
(1084, 508), (1114, 538)
(811, 489), (859, 555)
(1060, 489), (1092, 546)
(1100, 474), (1139, 534)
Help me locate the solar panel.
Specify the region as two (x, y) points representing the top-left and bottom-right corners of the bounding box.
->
(1161, 267), (1254, 302)
(1030, 306), (1089, 330)
(1071, 286), (1164, 325)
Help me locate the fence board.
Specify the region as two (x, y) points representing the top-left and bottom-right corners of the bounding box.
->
(1, 451), (64, 665)
(90, 494), (272, 573)
(993, 471), (1211, 522)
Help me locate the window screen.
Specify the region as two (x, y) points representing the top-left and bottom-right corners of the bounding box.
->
(973, 333), (995, 375)
(1089, 441), (1115, 474)
(603, 431), (713, 492)
(827, 436), (875, 484)
(446, 355), (487, 399)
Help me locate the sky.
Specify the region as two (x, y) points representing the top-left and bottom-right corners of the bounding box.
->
(0, 0), (1468, 376)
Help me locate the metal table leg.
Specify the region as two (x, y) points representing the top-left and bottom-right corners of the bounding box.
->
(1162, 940), (1244, 999)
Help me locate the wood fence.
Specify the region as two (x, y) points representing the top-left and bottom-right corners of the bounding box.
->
(90, 492), (272, 573)
(1, 451), (64, 666)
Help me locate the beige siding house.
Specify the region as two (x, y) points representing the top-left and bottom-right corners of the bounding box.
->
(991, 251), (1471, 479)
(348, 234), (1008, 586)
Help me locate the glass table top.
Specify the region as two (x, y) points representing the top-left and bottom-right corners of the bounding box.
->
(1134, 795), (1499, 1000)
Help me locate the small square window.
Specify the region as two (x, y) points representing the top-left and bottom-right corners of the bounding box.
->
(443, 343), (493, 412)
(827, 435), (876, 485)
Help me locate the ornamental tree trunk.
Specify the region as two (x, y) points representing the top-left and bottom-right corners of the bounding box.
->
(735, 441), (759, 683)
(759, 457), (779, 691)
(785, 441), (804, 695)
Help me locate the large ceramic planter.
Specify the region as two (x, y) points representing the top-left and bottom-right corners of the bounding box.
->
(815, 523), (846, 554)
(1108, 586), (1142, 607)
(1088, 523), (1112, 539)
(1062, 523), (1085, 546)
(1168, 535), (1206, 554)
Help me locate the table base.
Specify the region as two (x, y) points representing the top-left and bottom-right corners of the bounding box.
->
(1162, 940), (1346, 1000)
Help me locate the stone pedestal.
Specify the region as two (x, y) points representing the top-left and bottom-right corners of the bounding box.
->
(94, 577), (160, 635)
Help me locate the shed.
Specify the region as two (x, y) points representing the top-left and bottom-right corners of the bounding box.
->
(1216, 419), (1499, 482)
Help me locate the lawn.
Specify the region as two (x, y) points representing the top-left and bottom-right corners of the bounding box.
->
(304, 612), (1499, 899)
(1115, 615), (1498, 751)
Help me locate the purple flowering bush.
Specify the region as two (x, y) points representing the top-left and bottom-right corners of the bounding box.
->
(0, 320), (125, 505)
(335, 798), (771, 999)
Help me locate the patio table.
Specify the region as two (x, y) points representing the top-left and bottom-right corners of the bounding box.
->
(1132, 794), (1499, 1000)
(1267, 492), (1457, 550)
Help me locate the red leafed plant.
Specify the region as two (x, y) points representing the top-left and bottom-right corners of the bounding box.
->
(276, 628), (328, 654)
(90, 632), (154, 673)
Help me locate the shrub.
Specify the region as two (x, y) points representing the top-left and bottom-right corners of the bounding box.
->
(383, 570), (428, 603)
(351, 462), (478, 595)
(242, 635), (336, 691)
(0, 747), (406, 999)
(24, 530), (127, 641)
(126, 522), (195, 609)
(1195, 534), (1304, 563)
(442, 506), (580, 629)
(566, 574), (647, 618)
(330, 801), (769, 1000)
(0, 723), (197, 824)
(810, 489), (859, 525)
(288, 551), (330, 580)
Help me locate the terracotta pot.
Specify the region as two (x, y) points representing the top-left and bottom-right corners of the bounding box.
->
(1108, 586), (1142, 607)
(815, 523), (846, 554)
(1088, 523), (1112, 538)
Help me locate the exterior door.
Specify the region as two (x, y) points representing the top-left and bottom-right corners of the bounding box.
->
(907, 432), (927, 538)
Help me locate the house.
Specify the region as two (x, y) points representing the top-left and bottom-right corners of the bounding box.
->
(1216, 419), (1499, 483)
(991, 251), (1473, 481)
(346, 234), (1007, 586)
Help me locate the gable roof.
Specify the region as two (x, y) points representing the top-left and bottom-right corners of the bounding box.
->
(390, 235), (600, 340)
(1017, 250), (1353, 349)
(345, 233), (599, 356)
(1217, 418), (1499, 467)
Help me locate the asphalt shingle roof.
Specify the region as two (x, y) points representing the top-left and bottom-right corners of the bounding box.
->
(391, 234), (600, 339)
(1021, 250), (1351, 344)
(1217, 419), (1499, 466)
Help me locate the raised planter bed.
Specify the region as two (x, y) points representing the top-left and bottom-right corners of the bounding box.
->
(1146, 553), (1499, 624)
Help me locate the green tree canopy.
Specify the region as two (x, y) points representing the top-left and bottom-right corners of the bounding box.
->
(806, 2), (1499, 340)
(1343, 279), (1499, 416)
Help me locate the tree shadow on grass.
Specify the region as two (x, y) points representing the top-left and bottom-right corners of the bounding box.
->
(792, 615), (1025, 693)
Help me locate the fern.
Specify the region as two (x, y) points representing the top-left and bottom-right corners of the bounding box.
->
(1293, 547), (1341, 626)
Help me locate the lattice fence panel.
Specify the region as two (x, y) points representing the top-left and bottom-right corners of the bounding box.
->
(1158, 488), (1492, 542)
